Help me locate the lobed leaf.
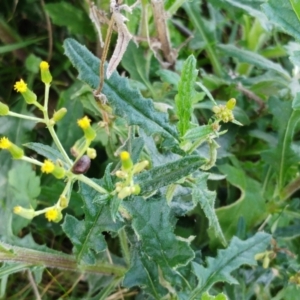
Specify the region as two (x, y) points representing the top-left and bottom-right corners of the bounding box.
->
(175, 55), (198, 136)
(63, 38), (178, 141)
(262, 0), (300, 41)
(189, 232), (272, 299)
(62, 178), (123, 265)
(123, 196), (195, 296)
(192, 173), (227, 246)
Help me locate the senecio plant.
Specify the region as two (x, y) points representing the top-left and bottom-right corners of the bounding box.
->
(0, 16), (272, 299)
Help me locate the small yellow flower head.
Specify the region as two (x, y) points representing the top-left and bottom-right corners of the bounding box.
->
(77, 116), (91, 129)
(78, 116), (96, 141)
(120, 151), (133, 171)
(14, 79), (27, 93)
(14, 79), (37, 104)
(13, 206), (35, 219)
(41, 159), (55, 174)
(45, 207), (62, 222)
(0, 137), (12, 149)
(40, 61), (49, 70)
(0, 102), (9, 116)
(0, 137), (23, 159)
(212, 104), (234, 123)
(41, 159), (65, 179)
(40, 61), (52, 84)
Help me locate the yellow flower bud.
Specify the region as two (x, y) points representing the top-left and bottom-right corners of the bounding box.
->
(120, 151), (133, 171)
(40, 61), (52, 84)
(226, 98), (236, 110)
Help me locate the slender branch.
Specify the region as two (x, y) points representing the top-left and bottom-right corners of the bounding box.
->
(151, 0), (176, 65)
(8, 111), (44, 123)
(27, 270), (41, 300)
(0, 242), (126, 276)
(76, 174), (108, 194)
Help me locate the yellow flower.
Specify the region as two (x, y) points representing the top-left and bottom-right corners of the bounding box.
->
(40, 61), (49, 70)
(45, 208), (59, 221)
(77, 116), (91, 129)
(14, 79), (27, 93)
(41, 159), (55, 173)
(120, 151), (133, 171)
(120, 151), (130, 161)
(0, 137), (12, 149)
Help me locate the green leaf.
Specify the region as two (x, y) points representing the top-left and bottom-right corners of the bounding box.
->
(183, 125), (215, 141)
(290, 0), (300, 21)
(123, 197), (195, 296)
(45, 2), (95, 40)
(63, 38), (178, 141)
(192, 173), (227, 246)
(175, 55), (198, 136)
(261, 96), (300, 191)
(0, 38), (45, 54)
(122, 42), (154, 96)
(213, 164), (266, 243)
(262, 0), (300, 41)
(24, 143), (65, 164)
(0, 102), (36, 237)
(218, 44), (290, 79)
(157, 69), (181, 87)
(201, 292), (228, 300)
(135, 155), (205, 194)
(189, 232), (272, 299)
(61, 179), (123, 264)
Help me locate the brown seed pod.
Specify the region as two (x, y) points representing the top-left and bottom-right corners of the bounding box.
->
(72, 155), (91, 174)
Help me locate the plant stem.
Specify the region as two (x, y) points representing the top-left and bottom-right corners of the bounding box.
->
(118, 227), (130, 266)
(77, 174), (108, 194)
(8, 111), (44, 123)
(0, 242), (126, 276)
(43, 83), (72, 166)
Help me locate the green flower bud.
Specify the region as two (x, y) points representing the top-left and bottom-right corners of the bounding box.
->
(52, 107), (67, 123)
(13, 206), (35, 220)
(0, 102), (9, 116)
(40, 61), (53, 84)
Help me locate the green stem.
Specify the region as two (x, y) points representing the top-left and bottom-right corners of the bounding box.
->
(118, 227), (130, 266)
(76, 174), (108, 194)
(0, 242), (126, 276)
(43, 83), (72, 166)
(21, 156), (43, 166)
(8, 111), (44, 123)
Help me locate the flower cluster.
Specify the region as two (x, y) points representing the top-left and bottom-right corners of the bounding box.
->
(115, 151), (149, 199)
(0, 61), (110, 223)
(212, 98), (236, 123)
